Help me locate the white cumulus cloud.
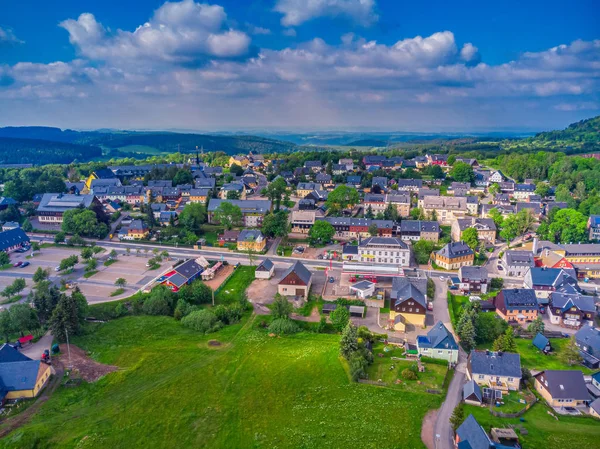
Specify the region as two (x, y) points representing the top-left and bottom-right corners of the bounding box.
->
(59, 0), (251, 64)
(274, 0), (378, 27)
(0, 27), (24, 45)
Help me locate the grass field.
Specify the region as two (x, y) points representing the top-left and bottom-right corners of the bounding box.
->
(463, 400), (600, 449)
(0, 315), (440, 449)
(214, 265), (256, 305)
(513, 338), (595, 374)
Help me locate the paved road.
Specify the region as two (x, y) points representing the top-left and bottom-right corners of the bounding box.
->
(434, 349), (467, 449)
(21, 332), (53, 360)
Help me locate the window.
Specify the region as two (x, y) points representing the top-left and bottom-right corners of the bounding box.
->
(508, 377), (514, 382)
(438, 350), (444, 354)
(478, 374), (484, 380)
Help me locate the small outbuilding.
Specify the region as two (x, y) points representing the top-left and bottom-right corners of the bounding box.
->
(255, 258), (275, 280)
(322, 303), (337, 315)
(463, 379), (483, 405)
(349, 305), (365, 318)
(349, 280), (375, 299)
(532, 333), (551, 354)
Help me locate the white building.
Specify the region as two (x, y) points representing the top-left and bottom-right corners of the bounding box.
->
(358, 236), (410, 266)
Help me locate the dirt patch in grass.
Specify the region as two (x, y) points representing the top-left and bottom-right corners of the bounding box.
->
(421, 409), (437, 449)
(203, 264), (234, 290)
(208, 340), (221, 347)
(59, 344), (118, 382)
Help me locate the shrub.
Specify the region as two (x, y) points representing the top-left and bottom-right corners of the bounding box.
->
(181, 309), (223, 334)
(349, 353), (369, 381)
(142, 296), (171, 316)
(114, 303), (127, 317)
(401, 368), (418, 380)
(268, 318), (299, 335)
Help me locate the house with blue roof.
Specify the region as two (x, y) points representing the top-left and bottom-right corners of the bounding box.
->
(0, 344), (52, 403)
(416, 321), (458, 363)
(575, 326), (600, 369)
(467, 350), (522, 392)
(532, 333), (551, 354)
(523, 267), (580, 303)
(463, 379), (483, 405)
(455, 414), (493, 449)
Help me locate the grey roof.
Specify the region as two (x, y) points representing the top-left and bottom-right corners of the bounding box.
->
(391, 277), (427, 308)
(535, 370), (589, 400)
(129, 219), (147, 231)
(174, 259), (203, 279)
(500, 288), (538, 310)
(372, 177), (388, 187)
(516, 202), (541, 214)
(420, 321), (458, 350)
(195, 178), (216, 188)
(280, 261), (312, 285)
(400, 220), (439, 233)
(343, 245), (359, 255)
(207, 199), (271, 214)
(459, 266), (488, 282)
(147, 180), (172, 187)
(189, 188), (211, 196)
(417, 188), (440, 199)
(37, 193), (96, 213)
(456, 218), (496, 232)
(238, 229), (264, 242)
(456, 414), (491, 449)
(590, 398), (600, 415)
(469, 350), (522, 378)
(524, 268), (579, 294)
(256, 258), (274, 271)
(221, 182), (244, 192)
(532, 333), (550, 351)
(0, 228), (30, 251)
(0, 344), (31, 363)
(0, 360), (42, 392)
(575, 326), (600, 353)
(550, 292), (596, 314)
(396, 179), (423, 188)
(352, 280), (374, 291)
(503, 250), (535, 267)
(437, 241), (474, 259)
(359, 236), (408, 249)
(463, 380), (483, 403)
(386, 193), (411, 204)
(364, 193), (386, 202)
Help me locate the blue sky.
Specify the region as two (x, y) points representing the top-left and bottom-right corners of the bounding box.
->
(0, 0), (599, 131)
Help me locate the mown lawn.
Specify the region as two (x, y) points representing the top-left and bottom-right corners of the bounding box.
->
(215, 265), (256, 304)
(464, 400), (600, 449)
(514, 338), (595, 374)
(0, 315), (439, 449)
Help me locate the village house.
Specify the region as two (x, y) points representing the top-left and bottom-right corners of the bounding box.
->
(322, 217), (394, 239)
(386, 193), (412, 217)
(220, 182), (246, 200)
(237, 229), (266, 252)
(455, 414), (492, 449)
(575, 326), (600, 369)
(363, 155), (387, 169)
(489, 170), (505, 183)
(396, 179), (423, 192)
(588, 215), (600, 241)
(390, 277), (428, 331)
(120, 219), (149, 241)
(296, 182), (324, 198)
(494, 288), (538, 325)
(229, 155), (250, 167)
(218, 230), (240, 246)
(371, 176), (389, 191)
(421, 196), (468, 224)
(349, 280), (376, 299)
(433, 242), (474, 270)
(548, 292), (596, 328)
(338, 158), (354, 171)
(363, 193), (387, 214)
(458, 266), (489, 294)
(0, 344), (53, 402)
(36, 193), (100, 224)
(159, 259), (204, 292)
(399, 220), (440, 242)
(189, 188), (211, 204)
(467, 350), (522, 392)
(358, 236), (410, 266)
(534, 370), (590, 409)
(207, 199), (271, 227)
(416, 321), (458, 363)
(0, 228), (30, 254)
(463, 380), (483, 406)
(523, 267), (579, 302)
(255, 258), (275, 279)
(291, 211), (316, 234)
(532, 333), (552, 353)
(502, 251), (535, 277)
(278, 261), (312, 301)
(303, 160), (323, 172)
(448, 182), (470, 196)
(512, 183), (536, 200)
(452, 218), (497, 244)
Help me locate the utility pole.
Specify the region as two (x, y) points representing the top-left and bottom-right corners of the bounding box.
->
(65, 327), (72, 369)
(212, 289), (215, 307)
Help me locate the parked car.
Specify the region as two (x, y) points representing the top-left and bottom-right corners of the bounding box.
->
(54, 266), (61, 272)
(13, 261), (22, 267)
(329, 277), (335, 283)
(497, 265), (504, 271)
(427, 302), (433, 311)
(19, 261), (30, 268)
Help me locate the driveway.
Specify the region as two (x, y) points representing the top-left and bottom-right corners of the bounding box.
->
(20, 332), (54, 360)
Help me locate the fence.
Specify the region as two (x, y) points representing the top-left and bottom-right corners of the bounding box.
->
(213, 265), (238, 296)
(489, 395), (537, 418)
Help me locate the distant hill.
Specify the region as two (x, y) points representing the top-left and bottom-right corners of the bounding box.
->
(533, 115), (600, 143)
(345, 139), (389, 147)
(0, 127), (299, 164)
(0, 137), (102, 165)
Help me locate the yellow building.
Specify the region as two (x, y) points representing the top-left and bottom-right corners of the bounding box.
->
(467, 350), (521, 392)
(229, 155), (249, 167)
(125, 219), (150, 241)
(389, 278), (427, 331)
(237, 229), (266, 252)
(534, 370), (589, 408)
(189, 188), (211, 204)
(0, 345), (53, 401)
(433, 242), (475, 270)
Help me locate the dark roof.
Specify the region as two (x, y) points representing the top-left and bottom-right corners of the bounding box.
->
(400, 220), (439, 233)
(0, 344), (31, 363)
(174, 259), (203, 279)
(419, 321), (458, 350)
(459, 266), (488, 282)
(469, 350), (522, 378)
(207, 199), (271, 214)
(0, 228), (30, 251)
(456, 415), (492, 449)
(575, 326), (600, 353)
(352, 280), (374, 291)
(280, 261), (312, 285)
(93, 168), (117, 179)
(0, 360), (42, 391)
(343, 245), (359, 255)
(256, 258), (274, 271)
(437, 241), (474, 259)
(37, 193), (96, 213)
(591, 398), (600, 415)
(500, 289), (537, 310)
(535, 370), (589, 400)
(390, 277), (427, 308)
(550, 293), (596, 314)
(532, 333), (550, 351)
(360, 236), (408, 249)
(503, 250), (534, 267)
(463, 380), (483, 403)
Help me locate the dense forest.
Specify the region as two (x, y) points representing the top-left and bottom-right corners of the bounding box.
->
(0, 137), (102, 165)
